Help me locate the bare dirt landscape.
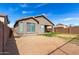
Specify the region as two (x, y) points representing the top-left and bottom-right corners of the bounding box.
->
(15, 36), (66, 55)
(5, 34), (79, 55)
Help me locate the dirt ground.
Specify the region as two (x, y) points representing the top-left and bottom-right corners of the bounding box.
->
(15, 36), (66, 55)
(5, 35), (79, 55)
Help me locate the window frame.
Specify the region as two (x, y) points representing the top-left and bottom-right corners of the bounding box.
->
(27, 22), (35, 33)
(18, 22), (24, 33)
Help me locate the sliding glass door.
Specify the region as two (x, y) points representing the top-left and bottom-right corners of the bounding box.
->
(27, 23), (35, 33)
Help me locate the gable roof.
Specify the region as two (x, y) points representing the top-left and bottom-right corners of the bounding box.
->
(0, 14), (10, 24)
(14, 17), (39, 27)
(14, 15), (54, 27)
(35, 15), (54, 25)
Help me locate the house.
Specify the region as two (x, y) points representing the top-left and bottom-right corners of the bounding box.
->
(0, 14), (10, 52)
(14, 15), (54, 36)
(54, 23), (68, 33)
(55, 23), (68, 28)
(54, 23), (79, 34)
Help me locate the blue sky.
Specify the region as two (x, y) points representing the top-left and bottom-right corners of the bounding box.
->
(0, 3), (79, 27)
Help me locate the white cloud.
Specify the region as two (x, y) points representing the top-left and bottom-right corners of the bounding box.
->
(8, 23), (14, 28)
(9, 7), (19, 11)
(20, 3), (28, 8)
(58, 18), (79, 26)
(22, 11), (34, 14)
(22, 11), (27, 14)
(35, 3), (48, 8)
(42, 13), (79, 26)
(63, 18), (79, 21)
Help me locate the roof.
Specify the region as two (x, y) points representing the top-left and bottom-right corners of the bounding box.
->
(0, 14), (10, 24)
(14, 15), (54, 27)
(35, 15), (54, 25)
(56, 23), (65, 26)
(14, 17), (39, 27)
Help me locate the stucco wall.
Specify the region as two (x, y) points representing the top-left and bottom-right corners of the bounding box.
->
(54, 27), (69, 34)
(14, 19), (39, 36)
(4, 24), (10, 50)
(14, 17), (54, 35)
(0, 17), (5, 23)
(54, 26), (79, 34)
(0, 21), (4, 52)
(35, 17), (53, 25)
(0, 17), (10, 53)
(35, 17), (53, 34)
(70, 27), (79, 34)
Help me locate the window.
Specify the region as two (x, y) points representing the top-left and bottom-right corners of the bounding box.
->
(40, 25), (45, 33)
(19, 22), (24, 33)
(27, 23), (35, 32)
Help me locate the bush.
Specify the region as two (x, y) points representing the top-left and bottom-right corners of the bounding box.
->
(43, 32), (57, 37)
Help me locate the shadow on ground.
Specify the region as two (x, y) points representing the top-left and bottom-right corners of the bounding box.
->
(4, 28), (19, 55)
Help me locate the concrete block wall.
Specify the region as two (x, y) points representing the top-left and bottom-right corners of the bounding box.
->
(54, 26), (79, 34)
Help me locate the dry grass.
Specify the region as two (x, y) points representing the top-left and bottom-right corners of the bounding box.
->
(70, 35), (79, 46)
(55, 34), (79, 46)
(56, 34), (77, 41)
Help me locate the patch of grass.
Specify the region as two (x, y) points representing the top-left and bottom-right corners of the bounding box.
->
(57, 36), (71, 40)
(70, 35), (79, 46)
(73, 35), (79, 40)
(43, 32), (57, 37)
(56, 34), (77, 41)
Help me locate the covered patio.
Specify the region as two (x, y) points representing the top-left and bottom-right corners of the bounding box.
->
(45, 25), (54, 32)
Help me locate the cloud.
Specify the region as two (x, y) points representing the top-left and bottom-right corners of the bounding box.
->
(35, 3), (48, 8)
(58, 18), (79, 26)
(8, 23), (14, 28)
(9, 7), (19, 11)
(20, 3), (28, 8)
(42, 13), (79, 26)
(22, 11), (34, 14)
(63, 18), (79, 21)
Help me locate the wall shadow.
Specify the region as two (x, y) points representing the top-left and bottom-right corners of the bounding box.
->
(4, 28), (19, 55)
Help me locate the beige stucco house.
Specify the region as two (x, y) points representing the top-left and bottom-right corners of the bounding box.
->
(0, 14), (10, 52)
(14, 15), (54, 36)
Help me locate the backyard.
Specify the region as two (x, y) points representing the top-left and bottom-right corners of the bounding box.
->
(5, 32), (79, 55)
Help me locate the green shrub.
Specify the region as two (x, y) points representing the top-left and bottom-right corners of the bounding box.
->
(43, 32), (57, 37)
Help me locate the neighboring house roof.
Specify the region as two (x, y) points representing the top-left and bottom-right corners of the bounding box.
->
(14, 15), (54, 27)
(56, 23), (64, 26)
(0, 14), (10, 24)
(55, 23), (68, 28)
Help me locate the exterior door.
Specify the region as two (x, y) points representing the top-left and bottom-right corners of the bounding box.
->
(40, 25), (45, 33)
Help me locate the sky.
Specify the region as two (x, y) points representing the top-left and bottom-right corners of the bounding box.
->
(0, 3), (79, 27)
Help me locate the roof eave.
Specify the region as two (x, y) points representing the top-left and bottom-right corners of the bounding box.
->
(35, 15), (55, 26)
